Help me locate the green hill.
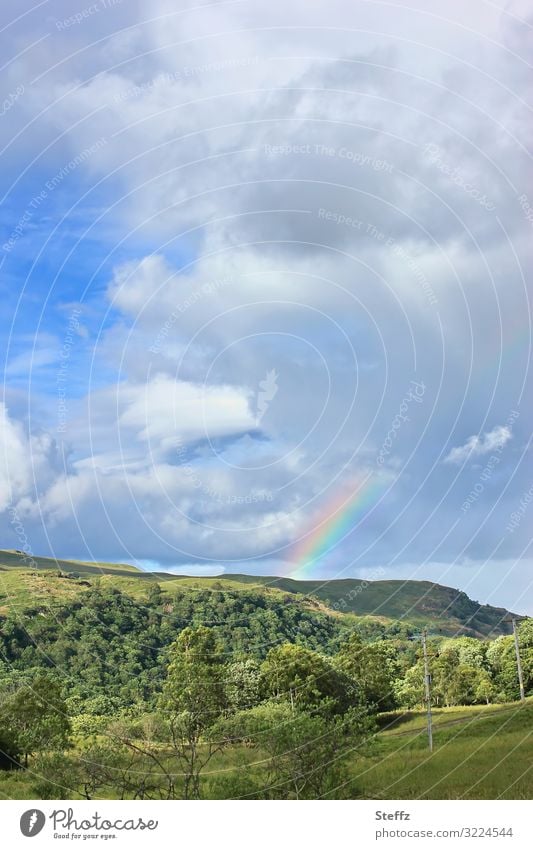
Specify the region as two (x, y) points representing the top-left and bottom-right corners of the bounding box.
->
(0, 549), (515, 636)
(219, 574), (515, 637)
(0, 549), (530, 801)
(0, 549), (141, 576)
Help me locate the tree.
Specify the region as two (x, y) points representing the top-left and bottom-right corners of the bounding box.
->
(0, 728), (19, 770)
(0, 674), (71, 767)
(487, 636), (521, 701)
(441, 663), (480, 706)
(225, 659), (262, 712)
(436, 638), (496, 705)
(221, 702), (375, 799)
(158, 626), (227, 798)
(32, 735), (171, 801)
(336, 633), (396, 711)
(432, 645), (461, 706)
(442, 637), (486, 668)
(516, 618), (533, 696)
(393, 662), (425, 708)
(30, 752), (86, 799)
(474, 671), (496, 705)
(261, 643), (350, 716)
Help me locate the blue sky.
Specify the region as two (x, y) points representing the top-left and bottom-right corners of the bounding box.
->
(0, 0), (532, 615)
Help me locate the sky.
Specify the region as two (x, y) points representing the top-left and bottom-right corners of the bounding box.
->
(0, 0), (532, 615)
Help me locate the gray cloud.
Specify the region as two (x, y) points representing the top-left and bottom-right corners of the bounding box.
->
(0, 0), (530, 604)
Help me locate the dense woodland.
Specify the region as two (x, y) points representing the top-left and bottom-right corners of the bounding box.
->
(0, 578), (531, 799)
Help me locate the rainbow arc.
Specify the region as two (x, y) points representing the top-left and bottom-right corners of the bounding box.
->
(289, 475), (384, 579)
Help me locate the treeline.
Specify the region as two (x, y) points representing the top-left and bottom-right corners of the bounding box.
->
(0, 583), (348, 709)
(0, 584), (531, 713)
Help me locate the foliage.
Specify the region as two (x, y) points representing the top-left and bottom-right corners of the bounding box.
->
(225, 659), (262, 713)
(336, 633), (397, 711)
(260, 643), (352, 717)
(220, 701), (375, 799)
(486, 620), (533, 701)
(0, 585), (348, 710)
(157, 627), (227, 798)
(0, 674), (71, 766)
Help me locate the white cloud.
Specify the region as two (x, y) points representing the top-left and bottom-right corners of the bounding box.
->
(6, 346), (58, 376)
(0, 403), (64, 511)
(444, 425), (513, 465)
(118, 374), (255, 446)
(107, 254), (177, 319)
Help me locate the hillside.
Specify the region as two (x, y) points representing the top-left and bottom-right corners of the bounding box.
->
(0, 550), (515, 637)
(0, 549), (141, 576)
(220, 575), (515, 637)
(353, 699), (533, 800)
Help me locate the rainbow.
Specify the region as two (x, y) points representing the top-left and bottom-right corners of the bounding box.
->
(288, 475), (384, 580)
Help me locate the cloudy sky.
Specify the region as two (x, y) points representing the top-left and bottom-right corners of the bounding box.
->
(0, 0), (531, 613)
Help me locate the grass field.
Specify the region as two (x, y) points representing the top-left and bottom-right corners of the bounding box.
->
(352, 700), (533, 799)
(0, 701), (530, 800)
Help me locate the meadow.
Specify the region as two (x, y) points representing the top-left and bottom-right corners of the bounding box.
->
(0, 700), (530, 801)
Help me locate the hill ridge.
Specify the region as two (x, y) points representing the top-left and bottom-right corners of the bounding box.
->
(0, 549), (517, 637)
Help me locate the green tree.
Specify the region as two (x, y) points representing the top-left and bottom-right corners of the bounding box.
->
(336, 633), (396, 711)
(487, 636), (520, 701)
(516, 619), (533, 695)
(474, 670), (496, 705)
(432, 646), (461, 706)
(0, 674), (71, 767)
(158, 626), (227, 798)
(225, 659), (262, 712)
(223, 702), (374, 799)
(261, 643), (349, 716)
(393, 661), (425, 708)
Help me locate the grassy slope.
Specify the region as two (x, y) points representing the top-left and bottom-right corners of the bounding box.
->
(0, 701), (529, 801)
(352, 699), (533, 800)
(207, 701), (533, 800)
(220, 574), (514, 637)
(0, 550), (515, 636)
(0, 551), (145, 615)
(0, 549), (140, 575)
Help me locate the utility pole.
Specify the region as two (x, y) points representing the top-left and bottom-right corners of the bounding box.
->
(512, 618), (526, 703)
(410, 629), (435, 752)
(421, 629), (433, 753)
